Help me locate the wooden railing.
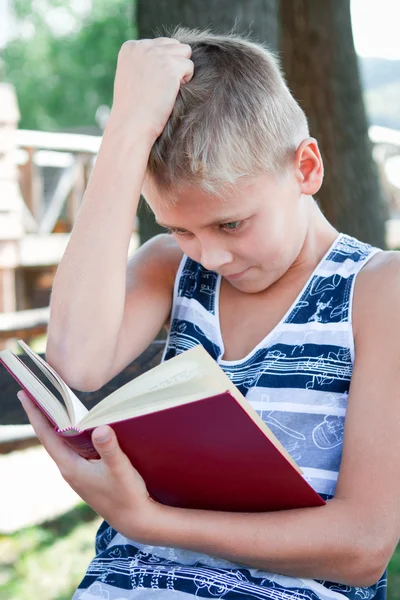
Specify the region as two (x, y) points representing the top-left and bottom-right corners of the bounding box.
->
(16, 129), (101, 234)
(0, 128), (139, 341)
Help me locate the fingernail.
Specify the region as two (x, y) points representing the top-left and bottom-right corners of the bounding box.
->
(17, 391), (26, 404)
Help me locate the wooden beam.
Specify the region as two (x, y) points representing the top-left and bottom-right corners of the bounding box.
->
(16, 129), (101, 154)
(0, 306), (49, 341)
(0, 425), (39, 454)
(39, 162), (77, 234)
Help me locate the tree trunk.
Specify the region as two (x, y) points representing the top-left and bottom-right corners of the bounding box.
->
(137, 0), (278, 47)
(136, 0), (278, 245)
(280, 0), (387, 248)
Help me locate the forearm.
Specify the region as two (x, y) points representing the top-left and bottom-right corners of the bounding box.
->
(146, 498), (382, 587)
(47, 119), (155, 380)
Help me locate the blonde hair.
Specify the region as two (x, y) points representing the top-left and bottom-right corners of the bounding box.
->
(147, 28), (309, 195)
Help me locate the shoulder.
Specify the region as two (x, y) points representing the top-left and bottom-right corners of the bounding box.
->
(132, 232), (183, 263)
(354, 249), (400, 299)
(353, 249), (400, 342)
(127, 233), (183, 286)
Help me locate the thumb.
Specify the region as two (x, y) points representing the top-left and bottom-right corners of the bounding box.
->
(91, 426), (120, 466)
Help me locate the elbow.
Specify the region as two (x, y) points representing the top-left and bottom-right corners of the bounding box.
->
(45, 345), (107, 393)
(66, 374), (106, 393)
(346, 553), (389, 588)
(339, 535), (393, 587)
(359, 541), (393, 587)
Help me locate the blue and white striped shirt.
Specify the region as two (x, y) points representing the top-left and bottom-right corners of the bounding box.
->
(74, 233), (387, 600)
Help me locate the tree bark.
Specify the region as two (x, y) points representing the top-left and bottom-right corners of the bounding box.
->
(137, 0), (278, 47)
(280, 0), (387, 247)
(136, 0), (278, 245)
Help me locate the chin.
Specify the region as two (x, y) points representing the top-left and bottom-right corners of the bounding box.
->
(229, 278), (269, 294)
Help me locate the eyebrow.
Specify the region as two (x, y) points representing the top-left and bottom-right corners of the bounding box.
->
(155, 214), (246, 230)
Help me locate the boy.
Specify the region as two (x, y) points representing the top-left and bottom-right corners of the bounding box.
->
(19, 29), (400, 599)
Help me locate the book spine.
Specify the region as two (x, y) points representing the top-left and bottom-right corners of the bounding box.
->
(56, 427), (100, 460)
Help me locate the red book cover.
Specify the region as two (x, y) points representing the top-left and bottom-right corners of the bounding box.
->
(1, 354), (325, 513)
(60, 392), (325, 512)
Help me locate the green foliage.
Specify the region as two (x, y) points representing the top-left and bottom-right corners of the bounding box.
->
(1, 0), (135, 130)
(12, 0), (72, 23)
(388, 543), (400, 599)
(0, 503), (101, 600)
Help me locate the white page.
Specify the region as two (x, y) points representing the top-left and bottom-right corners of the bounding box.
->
(79, 374), (223, 429)
(0, 350), (71, 429)
(18, 340), (88, 425)
(106, 346), (217, 400)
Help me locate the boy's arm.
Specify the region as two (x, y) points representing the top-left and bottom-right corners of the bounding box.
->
(138, 251), (400, 587)
(46, 39), (193, 391)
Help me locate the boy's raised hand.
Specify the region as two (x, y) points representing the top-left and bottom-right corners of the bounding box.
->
(110, 38), (194, 140)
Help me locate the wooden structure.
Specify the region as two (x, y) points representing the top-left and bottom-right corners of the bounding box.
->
(16, 128), (100, 234)
(0, 83), (25, 314)
(0, 339), (165, 453)
(14, 129), (102, 314)
(0, 87), (101, 345)
(0, 92), (140, 346)
(0, 306), (49, 344)
(0, 86), (101, 341)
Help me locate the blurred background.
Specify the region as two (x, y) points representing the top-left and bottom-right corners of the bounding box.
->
(0, 0), (399, 598)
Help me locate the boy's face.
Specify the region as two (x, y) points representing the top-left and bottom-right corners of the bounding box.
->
(143, 170), (311, 294)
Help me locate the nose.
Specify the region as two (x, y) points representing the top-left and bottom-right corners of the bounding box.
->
(200, 242), (233, 272)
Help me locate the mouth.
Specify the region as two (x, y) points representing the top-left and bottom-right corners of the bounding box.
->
(223, 268), (250, 280)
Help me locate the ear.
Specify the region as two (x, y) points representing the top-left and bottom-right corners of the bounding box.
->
(293, 138), (324, 195)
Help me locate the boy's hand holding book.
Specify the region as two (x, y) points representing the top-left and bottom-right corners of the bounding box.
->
(18, 390), (162, 544)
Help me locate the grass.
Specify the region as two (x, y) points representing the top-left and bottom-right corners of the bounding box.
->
(0, 503), (101, 600)
(0, 503), (399, 599)
(388, 549), (400, 599)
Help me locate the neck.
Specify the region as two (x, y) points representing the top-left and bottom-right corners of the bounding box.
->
(291, 197), (339, 274)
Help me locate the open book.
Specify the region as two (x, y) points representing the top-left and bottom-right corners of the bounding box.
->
(0, 341), (325, 512)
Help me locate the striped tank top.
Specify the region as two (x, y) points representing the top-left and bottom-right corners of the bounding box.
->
(74, 233), (387, 600)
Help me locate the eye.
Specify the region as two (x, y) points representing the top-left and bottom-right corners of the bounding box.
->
(166, 227), (193, 238)
(220, 221), (243, 233)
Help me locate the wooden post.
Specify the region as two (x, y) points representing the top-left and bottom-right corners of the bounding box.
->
(0, 83), (25, 322)
(19, 146), (43, 222)
(66, 154), (85, 228)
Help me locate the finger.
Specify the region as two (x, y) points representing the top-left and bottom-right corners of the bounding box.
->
(139, 37), (181, 46)
(167, 43), (192, 59)
(18, 391), (79, 463)
(155, 37), (180, 43)
(178, 58), (194, 85)
(91, 426), (123, 470)
(18, 390), (57, 436)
